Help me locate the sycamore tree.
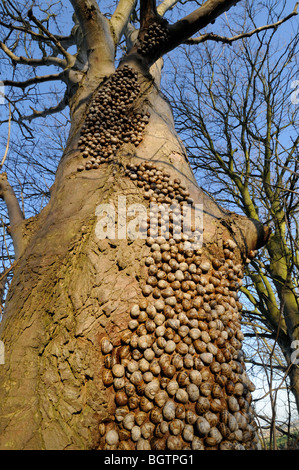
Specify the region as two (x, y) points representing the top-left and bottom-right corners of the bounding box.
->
(0, 0), (292, 451)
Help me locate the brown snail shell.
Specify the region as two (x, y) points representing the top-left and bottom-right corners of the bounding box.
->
(167, 435), (183, 450)
(135, 411), (147, 426)
(195, 416), (211, 436)
(102, 369), (114, 387)
(105, 429), (119, 446)
(140, 396), (154, 412)
(115, 390), (128, 406)
(101, 337), (113, 354)
(162, 400), (176, 421)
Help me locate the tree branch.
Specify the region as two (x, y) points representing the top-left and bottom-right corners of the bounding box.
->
(70, 0), (115, 78)
(140, 0), (159, 28)
(3, 71), (66, 89)
(185, 3), (299, 45)
(0, 173), (24, 260)
(0, 41), (67, 68)
(165, 0), (242, 52)
(110, 0), (137, 45)
(27, 8), (74, 64)
(157, 0), (181, 16)
(22, 94), (68, 122)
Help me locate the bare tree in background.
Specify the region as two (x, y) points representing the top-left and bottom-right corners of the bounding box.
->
(0, 0), (296, 450)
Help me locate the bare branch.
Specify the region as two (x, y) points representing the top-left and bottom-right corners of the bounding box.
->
(110, 0), (137, 45)
(27, 8), (74, 64)
(0, 41), (67, 68)
(22, 94), (68, 122)
(0, 103), (11, 170)
(157, 0), (181, 16)
(70, 0), (115, 74)
(3, 70), (66, 89)
(186, 3), (299, 45)
(166, 0), (242, 51)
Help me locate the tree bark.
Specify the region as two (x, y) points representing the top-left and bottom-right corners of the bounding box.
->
(0, 58), (269, 449)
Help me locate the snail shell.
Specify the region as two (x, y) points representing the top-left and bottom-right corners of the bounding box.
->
(104, 354), (114, 369)
(140, 396), (154, 412)
(219, 440), (234, 450)
(130, 304), (140, 317)
(162, 400), (176, 421)
(115, 390), (128, 406)
(135, 411), (147, 426)
(131, 425), (142, 442)
(209, 426), (223, 444)
(167, 435), (183, 450)
(99, 423), (106, 436)
(186, 383), (200, 402)
(128, 396), (139, 410)
(151, 437), (167, 450)
(205, 436), (217, 447)
(141, 421), (155, 439)
(212, 383), (223, 399)
(118, 429), (131, 441)
(162, 363), (176, 378)
(102, 369), (114, 386)
(112, 364), (125, 378)
(226, 380), (235, 395)
(200, 352), (213, 365)
(123, 413), (135, 430)
(136, 438), (151, 450)
(228, 414), (238, 432)
(177, 371), (189, 387)
(210, 398), (223, 413)
(195, 396), (211, 414)
(172, 353), (184, 370)
(218, 422), (230, 438)
(154, 390), (168, 407)
(234, 382), (244, 396)
(105, 430), (119, 446)
(150, 407), (163, 424)
(101, 337), (113, 354)
(194, 340), (206, 354)
(191, 436), (205, 450)
(175, 403), (186, 420)
(204, 411), (218, 427)
(166, 380), (179, 396)
(195, 417), (211, 436)
(176, 342), (189, 355)
(144, 379), (160, 400)
(175, 388), (188, 404)
(130, 370), (143, 385)
(227, 396), (240, 412)
(169, 419), (184, 436)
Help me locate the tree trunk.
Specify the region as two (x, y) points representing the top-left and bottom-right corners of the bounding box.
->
(0, 60), (269, 450)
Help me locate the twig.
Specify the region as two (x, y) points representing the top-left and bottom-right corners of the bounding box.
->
(0, 103), (11, 170)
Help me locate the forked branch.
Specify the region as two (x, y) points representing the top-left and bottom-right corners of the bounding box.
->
(186, 2), (299, 45)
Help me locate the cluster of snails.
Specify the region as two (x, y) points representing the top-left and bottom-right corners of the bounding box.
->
(77, 65), (150, 172)
(137, 21), (170, 57)
(98, 161), (260, 450)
